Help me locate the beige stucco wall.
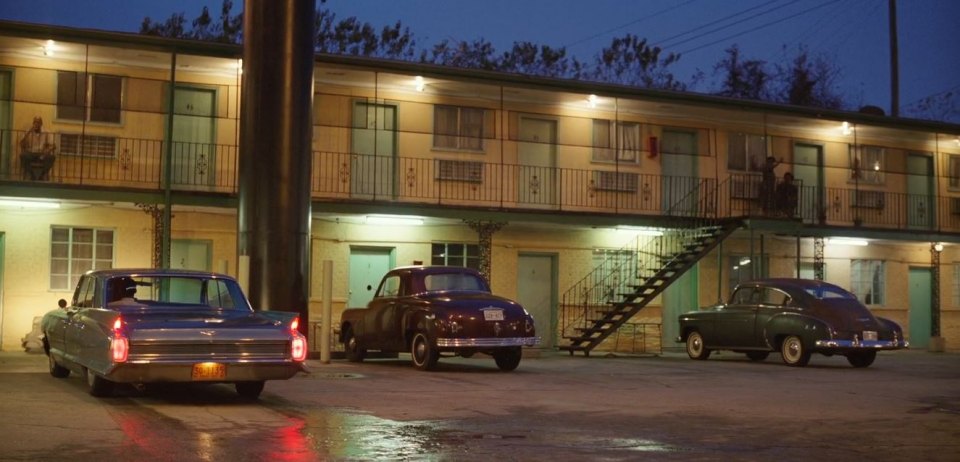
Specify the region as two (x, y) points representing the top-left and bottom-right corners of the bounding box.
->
(3, 206), (959, 352)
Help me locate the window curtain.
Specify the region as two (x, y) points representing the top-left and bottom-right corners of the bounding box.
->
(592, 119), (613, 162)
(619, 123), (639, 162)
(852, 260), (883, 304)
(433, 106), (457, 148)
(460, 108), (484, 150)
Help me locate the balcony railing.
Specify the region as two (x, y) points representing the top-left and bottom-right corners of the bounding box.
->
(1, 129), (237, 193)
(4, 129), (960, 234)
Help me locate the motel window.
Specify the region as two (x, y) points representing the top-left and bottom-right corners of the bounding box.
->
(949, 155), (960, 189)
(850, 145), (884, 184)
(592, 120), (641, 163)
(50, 227), (114, 290)
(727, 255), (768, 295)
(434, 105), (485, 151)
(850, 259), (884, 306)
(727, 132), (767, 171)
(57, 71), (122, 124)
(431, 242), (480, 270)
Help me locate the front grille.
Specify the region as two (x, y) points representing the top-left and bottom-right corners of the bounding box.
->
(129, 341), (289, 361)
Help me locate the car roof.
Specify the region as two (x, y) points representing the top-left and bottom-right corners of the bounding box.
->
(738, 278), (847, 292)
(84, 268), (236, 281)
(390, 265), (483, 276)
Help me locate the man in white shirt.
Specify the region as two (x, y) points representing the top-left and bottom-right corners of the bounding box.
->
(19, 116), (56, 180)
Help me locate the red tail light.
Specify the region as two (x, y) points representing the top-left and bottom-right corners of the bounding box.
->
(111, 316), (128, 363)
(291, 335), (307, 362)
(287, 317), (307, 361)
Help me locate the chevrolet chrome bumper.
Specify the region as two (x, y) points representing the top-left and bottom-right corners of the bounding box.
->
(815, 339), (908, 349)
(436, 337), (539, 348)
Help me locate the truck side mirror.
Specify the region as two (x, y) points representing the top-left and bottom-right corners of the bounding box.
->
(58, 299), (67, 309)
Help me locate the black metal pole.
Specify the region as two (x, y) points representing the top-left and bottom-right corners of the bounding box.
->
(238, 0), (315, 333)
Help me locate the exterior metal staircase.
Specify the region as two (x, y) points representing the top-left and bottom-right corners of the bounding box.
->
(559, 178), (744, 355)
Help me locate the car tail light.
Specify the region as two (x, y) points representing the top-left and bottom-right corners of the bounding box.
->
(291, 335), (307, 362)
(290, 317), (307, 361)
(111, 316), (128, 363)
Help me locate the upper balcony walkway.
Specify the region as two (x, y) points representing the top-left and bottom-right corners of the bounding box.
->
(3, 129), (959, 237)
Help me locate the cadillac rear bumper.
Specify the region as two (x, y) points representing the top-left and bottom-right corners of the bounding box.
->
(436, 337), (539, 348)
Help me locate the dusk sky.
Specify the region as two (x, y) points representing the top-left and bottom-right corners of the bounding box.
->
(2, 0), (957, 119)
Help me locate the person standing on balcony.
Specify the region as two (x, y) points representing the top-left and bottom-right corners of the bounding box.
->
(19, 116), (56, 181)
(759, 155), (782, 215)
(776, 172), (799, 217)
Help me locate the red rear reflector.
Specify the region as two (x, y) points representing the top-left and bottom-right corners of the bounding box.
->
(291, 335), (307, 362)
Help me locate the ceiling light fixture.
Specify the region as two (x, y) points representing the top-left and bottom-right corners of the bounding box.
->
(42, 39), (54, 56)
(588, 94), (598, 108)
(0, 199), (61, 209)
(414, 76), (425, 92)
(826, 237), (868, 246)
(365, 215), (424, 226)
(615, 226), (663, 236)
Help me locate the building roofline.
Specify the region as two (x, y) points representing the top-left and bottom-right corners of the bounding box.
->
(3, 19), (958, 134)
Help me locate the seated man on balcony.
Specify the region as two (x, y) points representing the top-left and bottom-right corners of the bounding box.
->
(19, 116), (57, 181)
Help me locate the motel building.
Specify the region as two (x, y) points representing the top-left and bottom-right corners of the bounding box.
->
(0, 21), (958, 355)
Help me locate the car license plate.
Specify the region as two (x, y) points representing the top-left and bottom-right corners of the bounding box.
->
(191, 362), (226, 381)
(483, 309), (504, 321)
(862, 331), (878, 341)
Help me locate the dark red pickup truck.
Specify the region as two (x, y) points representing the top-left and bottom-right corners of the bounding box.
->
(339, 266), (538, 371)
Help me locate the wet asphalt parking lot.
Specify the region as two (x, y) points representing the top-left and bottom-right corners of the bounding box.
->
(0, 349), (958, 461)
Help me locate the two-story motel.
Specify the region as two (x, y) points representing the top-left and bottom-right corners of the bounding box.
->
(0, 21), (958, 354)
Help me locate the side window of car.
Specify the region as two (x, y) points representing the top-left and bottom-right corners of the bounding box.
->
(74, 277), (95, 308)
(379, 275), (401, 297)
(730, 287), (753, 304)
(761, 288), (790, 306)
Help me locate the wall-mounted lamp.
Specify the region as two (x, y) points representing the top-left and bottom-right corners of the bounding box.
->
(366, 215), (424, 226)
(841, 121), (852, 136)
(42, 40), (55, 56)
(414, 76), (425, 92)
(587, 94), (598, 108)
(934, 242), (944, 252)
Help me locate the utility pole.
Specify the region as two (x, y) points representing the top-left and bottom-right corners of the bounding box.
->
(889, 0), (899, 117)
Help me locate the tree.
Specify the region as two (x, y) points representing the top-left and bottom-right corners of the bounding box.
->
(420, 39), (499, 71)
(712, 45), (770, 100)
(498, 42), (583, 79)
(140, 0), (241, 44)
(904, 90), (960, 123)
(587, 34), (684, 91)
(775, 46), (844, 110)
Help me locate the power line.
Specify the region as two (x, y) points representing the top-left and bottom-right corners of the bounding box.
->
(562, 0), (701, 50)
(677, 0), (842, 56)
(653, 0), (786, 49)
